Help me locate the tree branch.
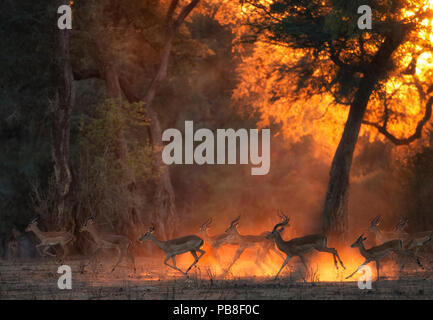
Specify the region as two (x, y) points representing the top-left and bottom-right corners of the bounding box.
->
(362, 96), (433, 145)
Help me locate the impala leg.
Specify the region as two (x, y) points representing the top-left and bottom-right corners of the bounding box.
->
(274, 255), (291, 280)
(317, 246), (345, 270)
(270, 244), (285, 261)
(35, 244), (44, 257)
(346, 260), (370, 279)
(41, 245), (56, 257)
(185, 249), (205, 274)
(164, 255), (186, 275)
(224, 247), (246, 275)
(375, 260), (380, 281)
(62, 244), (70, 259)
(126, 246), (136, 273)
(254, 248), (266, 272)
(82, 247), (101, 272)
(213, 247), (221, 263)
(399, 249), (424, 270)
(58, 243), (70, 264)
(111, 247), (123, 272)
(299, 255), (308, 272)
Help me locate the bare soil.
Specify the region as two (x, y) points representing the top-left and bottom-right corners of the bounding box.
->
(1, 257), (433, 300)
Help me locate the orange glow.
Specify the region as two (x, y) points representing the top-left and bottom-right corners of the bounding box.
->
(133, 0), (432, 284)
(139, 225), (403, 282)
(139, 241), (402, 282)
(203, 0), (433, 160)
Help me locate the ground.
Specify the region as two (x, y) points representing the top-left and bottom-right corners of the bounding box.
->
(1, 256), (433, 299)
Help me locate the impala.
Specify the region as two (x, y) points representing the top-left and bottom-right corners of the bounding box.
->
(139, 226), (205, 276)
(25, 218), (75, 262)
(222, 215), (285, 275)
(368, 215), (408, 244)
(346, 233), (426, 280)
(198, 217), (238, 263)
(369, 216), (433, 268)
(265, 213), (345, 280)
(80, 216), (136, 273)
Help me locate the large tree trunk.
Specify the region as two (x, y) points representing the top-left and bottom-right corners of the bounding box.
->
(118, 0), (200, 239)
(52, 1), (74, 228)
(321, 77), (375, 238)
(146, 106), (177, 239)
(321, 27), (408, 238)
(119, 78), (178, 240)
(95, 39), (141, 236)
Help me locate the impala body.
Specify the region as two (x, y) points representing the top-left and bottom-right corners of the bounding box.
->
(368, 216), (408, 245)
(198, 218), (237, 262)
(222, 216), (285, 275)
(346, 234), (425, 281)
(80, 217), (136, 273)
(266, 213), (345, 280)
(139, 226), (205, 276)
(25, 219), (74, 260)
(368, 216), (433, 267)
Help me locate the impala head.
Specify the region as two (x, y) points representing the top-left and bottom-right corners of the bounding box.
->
(139, 226), (155, 242)
(199, 218), (212, 234)
(394, 216), (409, 232)
(266, 211), (289, 239)
(25, 218), (38, 232)
(351, 234), (367, 248)
(225, 216), (240, 233)
(80, 216), (95, 232)
(368, 215), (381, 233)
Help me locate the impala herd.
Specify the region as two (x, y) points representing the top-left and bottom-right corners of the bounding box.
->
(17, 211), (433, 281)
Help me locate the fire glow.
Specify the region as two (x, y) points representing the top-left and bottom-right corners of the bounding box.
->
(139, 227), (402, 283)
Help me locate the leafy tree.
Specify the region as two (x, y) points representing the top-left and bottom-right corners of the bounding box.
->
(243, 0), (433, 237)
(0, 0), (59, 249)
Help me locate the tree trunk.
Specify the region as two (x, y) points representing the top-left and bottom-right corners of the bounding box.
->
(52, 2), (74, 228)
(321, 77), (375, 238)
(147, 106), (177, 240)
(117, 27), (178, 240)
(321, 27), (408, 238)
(119, 78), (178, 240)
(117, 0), (200, 239)
(95, 39), (141, 236)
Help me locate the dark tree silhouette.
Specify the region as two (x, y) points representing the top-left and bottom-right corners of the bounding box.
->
(246, 0), (433, 238)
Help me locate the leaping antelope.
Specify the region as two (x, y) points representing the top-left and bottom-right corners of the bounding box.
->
(346, 234), (427, 280)
(265, 213), (345, 280)
(198, 217), (236, 263)
(25, 218), (75, 262)
(222, 215), (285, 275)
(79, 216), (136, 273)
(139, 226), (205, 276)
(368, 216), (433, 268)
(368, 215), (408, 245)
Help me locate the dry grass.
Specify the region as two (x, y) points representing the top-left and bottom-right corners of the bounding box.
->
(1, 256), (433, 300)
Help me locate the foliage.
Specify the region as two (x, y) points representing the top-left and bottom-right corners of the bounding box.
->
(75, 99), (153, 227)
(232, 0), (433, 155)
(0, 0), (59, 238)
